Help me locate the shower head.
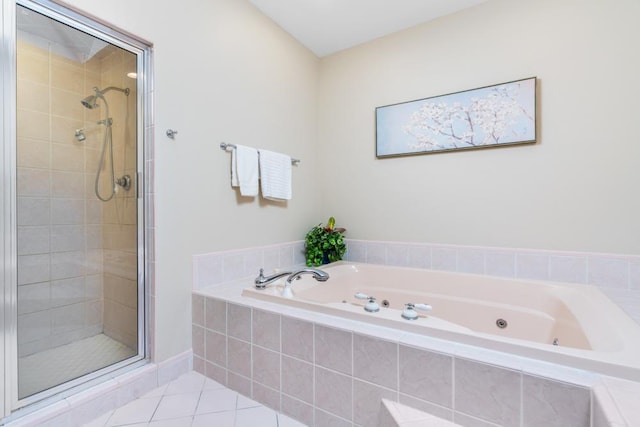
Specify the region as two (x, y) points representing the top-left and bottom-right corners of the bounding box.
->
(81, 86), (130, 109)
(81, 94), (99, 109)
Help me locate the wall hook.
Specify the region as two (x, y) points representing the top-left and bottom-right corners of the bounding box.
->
(166, 129), (178, 139)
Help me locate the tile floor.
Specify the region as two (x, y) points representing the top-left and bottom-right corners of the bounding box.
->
(83, 371), (306, 427)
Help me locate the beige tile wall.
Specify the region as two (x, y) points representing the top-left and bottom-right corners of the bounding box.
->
(17, 41), (101, 356)
(98, 45), (139, 350)
(16, 40), (138, 356)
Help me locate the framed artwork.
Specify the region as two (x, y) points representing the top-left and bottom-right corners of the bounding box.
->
(376, 77), (536, 158)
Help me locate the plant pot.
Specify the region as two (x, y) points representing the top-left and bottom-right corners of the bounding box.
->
(322, 253), (330, 265)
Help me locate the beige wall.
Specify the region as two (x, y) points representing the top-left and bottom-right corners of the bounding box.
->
(58, 0), (640, 364)
(63, 0), (321, 361)
(318, 0), (640, 255)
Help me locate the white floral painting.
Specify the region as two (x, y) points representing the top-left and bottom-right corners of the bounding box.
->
(376, 77), (536, 157)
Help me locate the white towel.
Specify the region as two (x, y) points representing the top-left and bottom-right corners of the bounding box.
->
(231, 145), (259, 197)
(258, 149), (292, 201)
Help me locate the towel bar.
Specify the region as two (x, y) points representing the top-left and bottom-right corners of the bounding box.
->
(220, 142), (300, 165)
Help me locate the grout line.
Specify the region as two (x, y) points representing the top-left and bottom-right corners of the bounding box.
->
(451, 357), (456, 416)
(250, 308), (254, 399)
(312, 318), (316, 427)
(350, 326), (354, 423)
(520, 370), (524, 427)
(147, 391), (163, 424)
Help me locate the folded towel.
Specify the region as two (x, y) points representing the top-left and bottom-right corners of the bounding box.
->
(231, 145), (259, 197)
(258, 149), (292, 201)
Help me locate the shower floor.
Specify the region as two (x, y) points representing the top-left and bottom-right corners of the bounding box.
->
(18, 333), (136, 399)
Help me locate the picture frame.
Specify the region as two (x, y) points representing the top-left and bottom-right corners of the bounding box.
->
(375, 77), (537, 158)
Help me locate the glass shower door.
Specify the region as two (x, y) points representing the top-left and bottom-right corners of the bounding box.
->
(14, 2), (143, 400)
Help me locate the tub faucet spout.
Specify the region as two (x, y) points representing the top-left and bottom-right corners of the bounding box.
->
(280, 268), (330, 299)
(286, 268), (330, 284)
(254, 268), (292, 289)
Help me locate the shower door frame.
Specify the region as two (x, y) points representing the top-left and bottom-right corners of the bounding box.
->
(1, 0), (18, 418)
(1, 0), (153, 416)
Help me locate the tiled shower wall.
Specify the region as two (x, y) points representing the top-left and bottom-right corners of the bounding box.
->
(99, 46), (139, 350)
(16, 40), (138, 356)
(17, 40), (105, 356)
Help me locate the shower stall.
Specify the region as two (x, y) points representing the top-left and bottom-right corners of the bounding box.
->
(1, 0), (152, 418)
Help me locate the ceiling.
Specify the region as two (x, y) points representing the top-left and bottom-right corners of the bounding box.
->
(248, 0), (488, 57)
(17, 4), (107, 63)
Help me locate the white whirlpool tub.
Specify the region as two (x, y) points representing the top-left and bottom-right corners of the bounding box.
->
(242, 261), (640, 380)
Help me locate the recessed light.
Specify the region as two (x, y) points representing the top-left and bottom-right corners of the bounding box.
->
(126, 72), (137, 79)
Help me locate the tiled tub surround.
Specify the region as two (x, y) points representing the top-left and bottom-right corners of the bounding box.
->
(343, 240), (640, 327)
(192, 240), (640, 426)
(193, 288), (640, 427)
(193, 241), (306, 290)
(193, 240), (640, 327)
(193, 289), (601, 427)
(240, 262), (640, 381)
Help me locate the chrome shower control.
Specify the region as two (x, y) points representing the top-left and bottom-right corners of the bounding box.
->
(116, 175), (132, 191)
(75, 128), (86, 142)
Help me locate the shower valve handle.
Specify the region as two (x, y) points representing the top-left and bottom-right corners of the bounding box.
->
(116, 175), (132, 191)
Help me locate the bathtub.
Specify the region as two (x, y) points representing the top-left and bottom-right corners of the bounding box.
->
(242, 261), (640, 380)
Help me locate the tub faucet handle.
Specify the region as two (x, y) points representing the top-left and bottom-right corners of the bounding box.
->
(254, 268), (292, 289)
(402, 303), (432, 320)
(413, 303), (432, 312)
(354, 292), (380, 313)
(254, 268), (267, 289)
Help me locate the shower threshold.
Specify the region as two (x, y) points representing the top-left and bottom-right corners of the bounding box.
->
(18, 333), (136, 399)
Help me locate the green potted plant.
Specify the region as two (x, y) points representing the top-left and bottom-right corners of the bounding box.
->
(305, 217), (346, 266)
